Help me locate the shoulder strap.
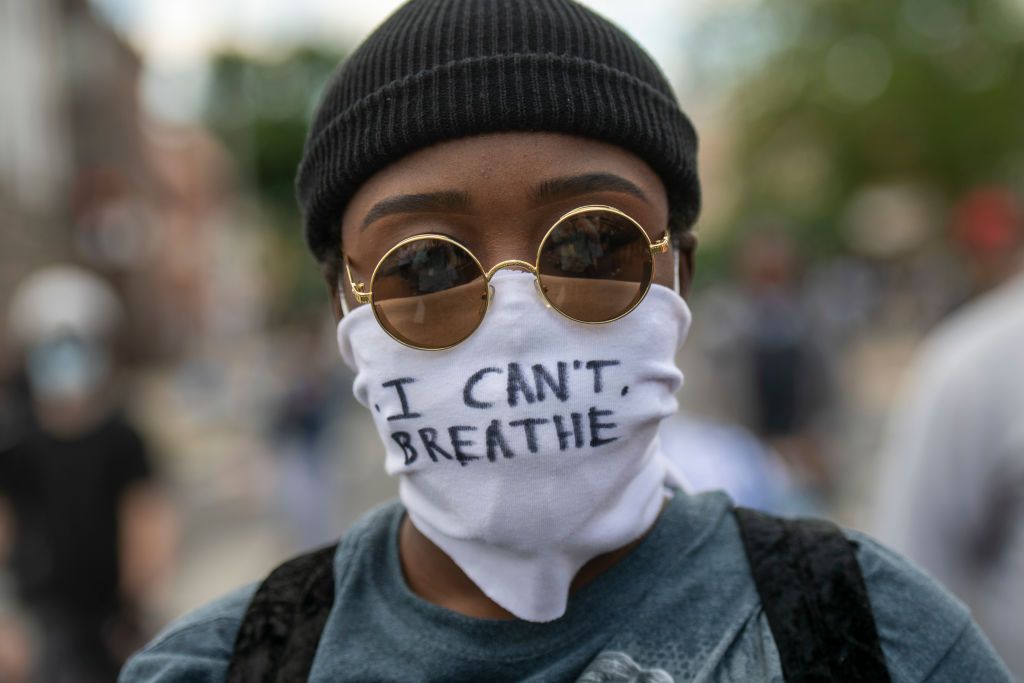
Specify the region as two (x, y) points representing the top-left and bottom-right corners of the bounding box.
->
(733, 507), (891, 683)
(227, 541), (339, 683)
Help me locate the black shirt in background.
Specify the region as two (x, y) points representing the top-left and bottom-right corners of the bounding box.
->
(0, 411), (153, 617)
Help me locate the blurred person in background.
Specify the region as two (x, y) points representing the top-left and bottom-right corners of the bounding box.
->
(122, 1), (1009, 681)
(683, 226), (835, 501)
(0, 266), (176, 683)
(269, 315), (350, 552)
(875, 189), (1024, 679)
(949, 187), (1024, 307)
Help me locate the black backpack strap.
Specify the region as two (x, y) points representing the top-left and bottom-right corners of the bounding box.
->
(733, 507), (891, 683)
(227, 541), (339, 683)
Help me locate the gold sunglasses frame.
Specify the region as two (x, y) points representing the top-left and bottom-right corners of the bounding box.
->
(343, 204), (670, 350)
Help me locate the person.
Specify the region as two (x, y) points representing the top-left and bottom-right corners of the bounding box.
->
(680, 227), (836, 498)
(121, 1), (1011, 680)
(1, 266), (176, 682)
(875, 251), (1024, 679)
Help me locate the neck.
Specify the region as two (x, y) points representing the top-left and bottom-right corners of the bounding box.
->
(33, 395), (108, 437)
(397, 505), (661, 620)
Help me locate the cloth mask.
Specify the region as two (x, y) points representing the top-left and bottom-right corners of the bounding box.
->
(337, 269), (692, 622)
(27, 334), (110, 400)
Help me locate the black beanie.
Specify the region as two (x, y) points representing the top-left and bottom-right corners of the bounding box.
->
(296, 0), (700, 263)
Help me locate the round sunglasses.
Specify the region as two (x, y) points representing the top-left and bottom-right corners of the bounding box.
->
(343, 205), (670, 350)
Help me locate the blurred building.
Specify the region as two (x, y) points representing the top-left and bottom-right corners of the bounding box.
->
(0, 0), (233, 367)
(1, 0), (145, 267)
(1, 0), (73, 307)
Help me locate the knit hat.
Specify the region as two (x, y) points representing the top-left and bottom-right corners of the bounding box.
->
(296, 0), (700, 263)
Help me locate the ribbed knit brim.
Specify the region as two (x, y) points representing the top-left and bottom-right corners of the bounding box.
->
(296, 0), (700, 263)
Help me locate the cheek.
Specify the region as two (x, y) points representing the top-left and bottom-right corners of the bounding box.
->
(651, 249), (675, 289)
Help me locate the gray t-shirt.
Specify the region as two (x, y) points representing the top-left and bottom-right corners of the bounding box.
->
(121, 492), (1010, 682)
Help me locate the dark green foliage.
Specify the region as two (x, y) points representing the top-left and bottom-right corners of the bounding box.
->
(204, 46), (345, 319)
(697, 0), (1024, 263)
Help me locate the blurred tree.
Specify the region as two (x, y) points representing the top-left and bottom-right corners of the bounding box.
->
(699, 0), (1024, 261)
(204, 46), (345, 321)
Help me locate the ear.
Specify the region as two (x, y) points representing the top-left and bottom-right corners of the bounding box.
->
(326, 280), (344, 322)
(676, 231), (697, 298)
(322, 258), (345, 323)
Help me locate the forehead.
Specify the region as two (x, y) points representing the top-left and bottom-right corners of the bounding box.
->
(340, 132), (668, 246)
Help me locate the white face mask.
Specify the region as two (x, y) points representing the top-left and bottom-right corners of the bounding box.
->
(337, 270), (692, 622)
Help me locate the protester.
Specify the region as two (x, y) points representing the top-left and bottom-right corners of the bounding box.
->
(0, 266), (175, 683)
(876, 203), (1024, 679)
(122, 1), (1010, 680)
(682, 227), (836, 496)
(269, 316), (350, 551)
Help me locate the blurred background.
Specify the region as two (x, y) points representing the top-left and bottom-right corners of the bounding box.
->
(1, 0), (1022, 680)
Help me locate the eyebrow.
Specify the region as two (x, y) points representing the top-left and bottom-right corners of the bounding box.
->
(361, 190), (473, 230)
(531, 172), (649, 205)
(360, 172), (647, 230)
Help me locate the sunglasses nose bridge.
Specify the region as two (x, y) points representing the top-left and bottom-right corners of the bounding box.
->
(484, 259), (537, 280)
(484, 259), (553, 311)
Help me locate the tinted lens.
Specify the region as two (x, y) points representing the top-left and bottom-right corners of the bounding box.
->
(371, 237), (488, 349)
(537, 209), (653, 322)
